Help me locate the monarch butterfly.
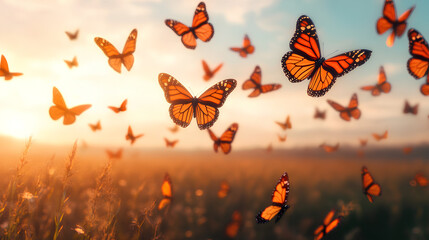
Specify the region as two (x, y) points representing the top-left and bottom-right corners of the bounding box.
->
(361, 66), (391, 96)
(320, 143), (339, 153)
(108, 99), (127, 113)
(372, 130), (388, 141)
(230, 34), (255, 58)
(158, 173), (173, 210)
(403, 100), (418, 115)
(125, 126), (143, 145)
(165, 2), (214, 49)
(314, 210), (342, 240)
(376, 0), (414, 47)
(218, 180), (230, 199)
(362, 166), (382, 203)
(0, 55), (23, 81)
(168, 125), (180, 133)
(164, 138), (179, 148)
(94, 28), (137, 73)
(105, 148), (123, 159)
(225, 211), (242, 238)
(281, 15), (372, 97)
(275, 115), (291, 130)
(64, 56), (78, 69)
(407, 29), (429, 96)
(65, 29), (79, 40)
(327, 93), (361, 121)
(278, 134), (287, 142)
(242, 66), (282, 97)
(49, 87), (91, 125)
(202, 60), (223, 81)
(402, 147), (413, 154)
(256, 172), (290, 223)
(207, 123), (239, 154)
(158, 73), (237, 130)
(359, 138), (368, 147)
(409, 173), (428, 187)
(88, 120), (101, 132)
(314, 108), (326, 120)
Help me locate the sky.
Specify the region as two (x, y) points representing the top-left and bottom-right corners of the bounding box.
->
(0, 0), (428, 150)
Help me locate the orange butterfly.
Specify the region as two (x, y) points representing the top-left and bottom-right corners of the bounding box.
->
(314, 108), (326, 120)
(359, 138), (368, 147)
(94, 28), (137, 73)
(230, 34), (255, 58)
(168, 125), (179, 133)
(225, 211), (242, 238)
(314, 210), (342, 240)
(361, 66), (391, 96)
(105, 148), (123, 159)
(49, 87), (91, 125)
(65, 29), (79, 40)
(376, 0), (414, 47)
(402, 146), (413, 154)
(165, 2), (213, 49)
(159, 73), (237, 130)
(256, 172), (290, 223)
(403, 100), (418, 115)
(275, 115), (292, 130)
(320, 143), (339, 153)
(242, 66), (281, 97)
(218, 180), (230, 199)
(362, 166), (382, 203)
(327, 93), (361, 121)
(409, 173), (428, 187)
(372, 130), (388, 141)
(88, 120), (101, 132)
(125, 126), (143, 145)
(207, 123), (238, 154)
(64, 56), (78, 69)
(202, 60), (223, 81)
(278, 134), (287, 142)
(0, 55), (23, 81)
(108, 99), (127, 113)
(407, 29), (429, 96)
(164, 138), (179, 148)
(158, 173), (173, 210)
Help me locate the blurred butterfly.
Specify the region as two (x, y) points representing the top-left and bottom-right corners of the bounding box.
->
(64, 56), (78, 69)
(108, 99), (127, 113)
(225, 211), (242, 238)
(409, 173), (428, 187)
(165, 2), (214, 49)
(314, 209), (342, 240)
(327, 93), (361, 121)
(230, 34), (255, 58)
(256, 172), (290, 223)
(94, 28), (137, 73)
(164, 138), (179, 148)
(357, 149), (365, 158)
(217, 180), (230, 199)
(207, 123), (238, 154)
(88, 120), (101, 132)
(168, 125), (179, 133)
(278, 134), (287, 142)
(0, 55), (23, 81)
(158, 73), (237, 130)
(359, 138), (368, 147)
(320, 143), (339, 153)
(407, 29), (429, 96)
(376, 0), (414, 47)
(202, 60), (223, 81)
(282, 15), (372, 97)
(403, 100), (418, 115)
(49, 87), (91, 125)
(361, 166), (382, 203)
(314, 108), (326, 120)
(105, 148), (123, 159)
(125, 126), (143, 145)
(158, 173), (173, 210)
(266, 143), (273, 153)
(242, 66), (281, 98)
(402, 146), (413, 154)
(275, 115), (292, 130)
(361, 66), (391, 96)
(372, 130), (388, 141)
(65, 29), (79, 40)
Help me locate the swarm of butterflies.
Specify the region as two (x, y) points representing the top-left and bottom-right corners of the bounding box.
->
(2, 0), (428, 239)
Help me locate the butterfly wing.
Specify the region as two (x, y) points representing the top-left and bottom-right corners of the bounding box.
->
(121, 29), (137, 71)
(65, 29), (79, 40)
(218, 181), (230, 198)
(243, 34), (255, 54)
(407, 29), (429, 80)
(348, 93), (361, 120)
(376, 0), (395, 35)
(192, 2), (214, 42)
(396, 6), (415, 37)
(207, 128), (219, 152)
(0, 55), (10, 74)
(362, 166), (382, 203)
(49, 87), (69, 121)
(94, 37), (122, 73)
(202, 60), (212, 80)
(219, 123), (239, 154)
(120, 99), (128, 111)
(158, 173), (173, 210)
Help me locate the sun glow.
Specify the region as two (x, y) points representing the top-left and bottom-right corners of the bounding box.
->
(0, 110), (35, 139)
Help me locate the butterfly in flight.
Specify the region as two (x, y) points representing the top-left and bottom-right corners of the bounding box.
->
(108, 99), (127, 113)
(225, 211), (242, 238)
(361, 166), (382, 203)
(65, 29), (79, 40)
(278, 134), (287, 142)
(314, 108), (326, 120)
(94, 28), (137, 73)
(372, 130), (388, 141)
(403, 100), (418, 115)
(282, 15), (371, 97)
(159, 73), (237, 130)
(376, 0), (414, 47)
(275, 115), (292, 130)
(207, 123), (238, 154)
(409, 173), (428, 187)
(165, 2), (214, 49)
(49, 87), (91, 125)
(125, 126), (143, 145)
(164, 138), (179, 148)
(319, 143), (339, 153)
(0, 55), (23, 81)
(168, 125), (180, 133)
(407, 29), (429, 96)
(361, 66), (391, 96)
(105, 148), (123, 159)
(158, 173), (173, 210)
(202, 60), (223, 81)
(217, 180), (230, 199)
(88, 120), (101, 132)
(242, 66), (281, 97)
(64, 56), (78, 69)
(256, 172), (290, 223)
(230, 34), (255, 58)
(327, 93), (361, 121)
(314, 209), (342, 240)
(359, 138), (368, 147)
